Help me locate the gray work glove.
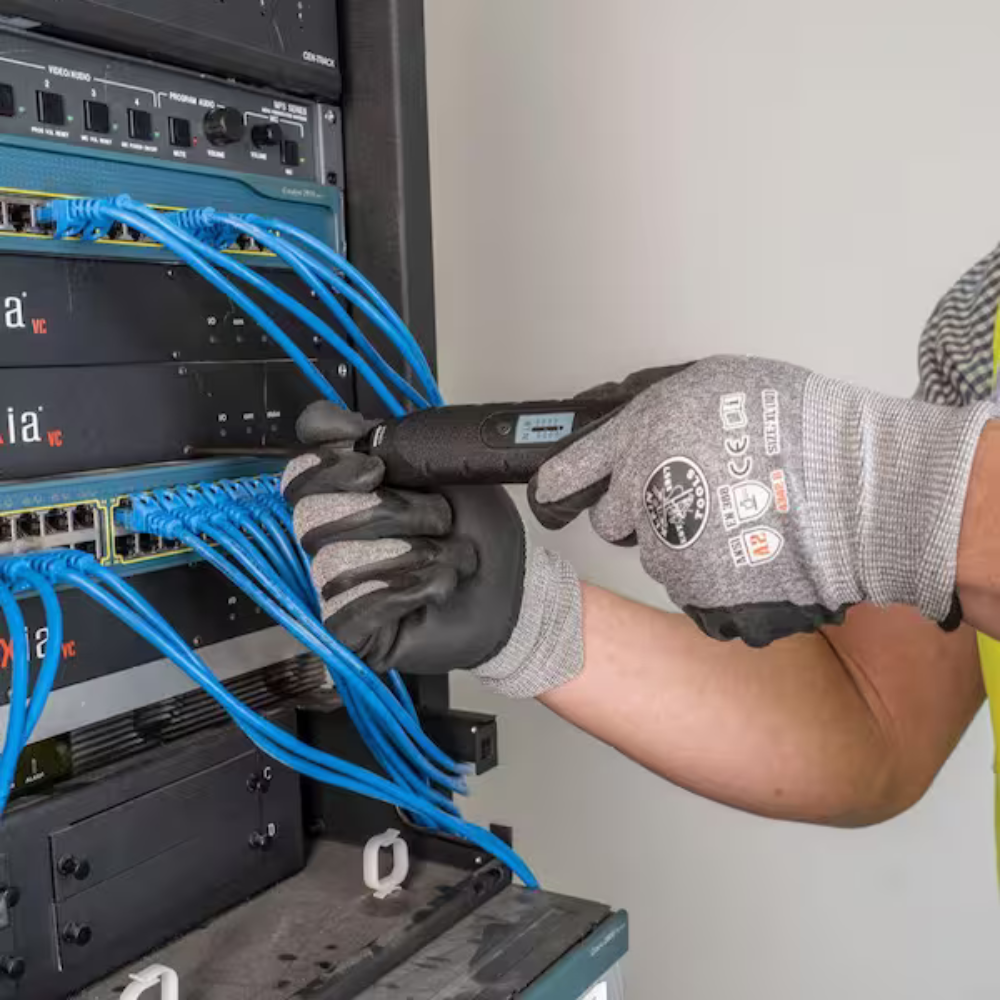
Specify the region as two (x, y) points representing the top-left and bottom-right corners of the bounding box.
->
(282, 405), (583, 698)
(529, 355), (997, 647)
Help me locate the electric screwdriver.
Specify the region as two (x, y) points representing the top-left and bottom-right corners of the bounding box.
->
(191, 397), (619, 487)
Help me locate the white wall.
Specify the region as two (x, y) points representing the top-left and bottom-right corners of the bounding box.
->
(423, 3), (1000, 997)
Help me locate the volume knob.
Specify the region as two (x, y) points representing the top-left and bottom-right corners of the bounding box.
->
(203, 106), (245, 146)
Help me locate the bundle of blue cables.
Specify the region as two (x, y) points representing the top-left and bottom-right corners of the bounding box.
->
(0, 195), (538, 887)
(36, 195), (444, 415)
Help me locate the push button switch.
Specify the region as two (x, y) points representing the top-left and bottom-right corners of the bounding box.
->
(128, 107), (154, 142)
(0, 84), (16, 118)
(84, 100), (110, 134)
(36, 90), (65, 126)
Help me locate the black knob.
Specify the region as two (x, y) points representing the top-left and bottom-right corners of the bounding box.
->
(203, 106), (245, 146)
(251, 121), (283, 148)
(57, 855), (90, 880)
(61, 922), (92, 947)
(0, 956), (25, 980)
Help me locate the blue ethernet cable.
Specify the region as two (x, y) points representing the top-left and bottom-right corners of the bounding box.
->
(10, 565), (64, 743)
(36, 198), (346, 409)
(85, 199), (409, 418)
(39, 553), (536, 886)
(39, 197), (441, 414)
(124, 494), (469, 791)
(219, 479), (321, 618)
(83, 555), (452, 807)
(244, 214), (442, 404)
(176, 210), (439, 408)
(253, 224), (441, 406)
(172, 210), (431, 410)
(177, 485), (314, 609)
(142, 488), (475, 829)
(133, 492), (471, 814)
(168, 207), (438, 405)
(26, 201), (535, 879)
(0, 582), (29, 815)
(166, 510), (463, 812)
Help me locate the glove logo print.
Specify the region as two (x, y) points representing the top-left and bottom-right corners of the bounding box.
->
(729, 526), (784, 567)
(644, 457), (709, 550)
(762, 389), (781, 456)
(717, 480), (772, 531)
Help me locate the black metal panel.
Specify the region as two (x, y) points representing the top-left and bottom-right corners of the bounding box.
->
(0, 256), (345, 367)
(0, 563), (272, 706)
(299, 698), (498, 874)
(0, 0), (341, 99)
(351, 888), (612, 1000)
(420, 709), (499, 776)
(0, 709), (305, 1000)
(338, 0), (438, 419)
(0, 359), (346, 479)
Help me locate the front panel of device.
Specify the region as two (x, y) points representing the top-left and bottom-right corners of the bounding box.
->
(0, 29), (340, 181)
(0, 0), (341, 99)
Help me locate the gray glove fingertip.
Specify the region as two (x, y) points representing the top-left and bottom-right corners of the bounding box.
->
(282, 452), (320, 494)
(312, 538), (411, 617)
(294, 492), (381, 541)
(533, 416), (620, 506)
(588, 486), (637, 544)
(282, 450), (385, 504)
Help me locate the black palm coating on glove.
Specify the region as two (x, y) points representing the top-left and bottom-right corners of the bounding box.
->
(284, 404), (527, 675)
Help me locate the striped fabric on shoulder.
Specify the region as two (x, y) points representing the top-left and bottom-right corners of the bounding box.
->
(917, 243), (1000, 406)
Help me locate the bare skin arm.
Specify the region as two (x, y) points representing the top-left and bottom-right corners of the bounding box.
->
(541, 585), (984, 827)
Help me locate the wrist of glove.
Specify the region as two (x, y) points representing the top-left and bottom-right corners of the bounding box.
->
(282, 408), (583, 697)
(530, 355), (996, 646)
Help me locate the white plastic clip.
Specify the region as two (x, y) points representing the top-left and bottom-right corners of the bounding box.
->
(121, 964), (180, 1000)
(363, 827), (409, 899)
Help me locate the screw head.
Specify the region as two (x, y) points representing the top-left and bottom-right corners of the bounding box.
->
(337, 363), (349, 378)
(57, 855), (90, 880)
(248, 830), (271, 850)
(61, 922), (92, 946)
(0, 955), (25, 980)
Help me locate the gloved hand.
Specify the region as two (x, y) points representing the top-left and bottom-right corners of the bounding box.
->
(282, 405), (583, 697)
(529, 355), (997, 646)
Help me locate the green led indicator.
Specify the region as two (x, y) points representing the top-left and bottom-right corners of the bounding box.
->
(16, 107), (24, 114)
(67, 115), (74, 123)
(112, 123), (119, 130)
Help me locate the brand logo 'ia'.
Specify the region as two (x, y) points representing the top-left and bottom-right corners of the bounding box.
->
(0, 407), (64, 448)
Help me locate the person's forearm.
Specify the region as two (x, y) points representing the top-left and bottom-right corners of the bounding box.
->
(540, 584), (982, 826)
(958, 421), (1000, 635)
